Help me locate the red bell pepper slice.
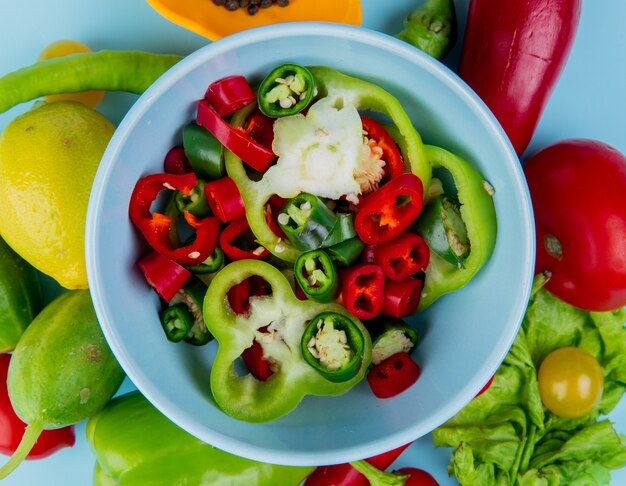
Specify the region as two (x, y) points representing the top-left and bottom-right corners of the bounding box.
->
(197, 100), (275, 173)
(137, 251), (191, 302)
(340, 264), (385, 320)
(204, 75), (256, 117)
(361, 116), (405, 181)
(382, 277), (422, 318)
(244, 109), (275, 150)
(371, 231), (430, 281)
(163, 145), (192, 175)
(226, 276), (273, 315)
(367, 352), (421, 399)
(129, 172), (221, 266)
(204, 176), (246, 223)
(219, 217), (270, 261)
(355, 173), (424, 245)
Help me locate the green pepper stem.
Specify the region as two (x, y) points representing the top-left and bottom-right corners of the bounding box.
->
(0, 421), (44, 479)
(349, 460), (408, 486)
(530, 270), (552, 298)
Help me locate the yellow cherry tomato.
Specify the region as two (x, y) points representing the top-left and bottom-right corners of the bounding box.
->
(538, 347), (604, 418)
(38, 40), (105, 108)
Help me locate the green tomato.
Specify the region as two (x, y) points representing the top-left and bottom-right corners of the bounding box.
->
(538, 347), (604, 418)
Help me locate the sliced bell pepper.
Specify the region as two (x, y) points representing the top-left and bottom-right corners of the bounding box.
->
(366, 352), (421, 399)
(369, 231), (430, 281)
(361, 116), (405, 182)
(294, 249), (339, 303)
(205, 75), (256, 117)
(220, 217), (270, 261)
(129, 172), (220, 266)
(301, 311), (366, 383)
(204, 176), (246, 223)
(340, 264), (385, 321)
(258, 64), (315, 118)
(202, 259), (372, 422)
(244, 109), (275, 150)
(381, 277), (423, 318)
(137, 251), (191, 302)
(416, 145), (497, 310)
(355, 173), (424, 245)
(224, 66), (430, 263)
(182, 122), (225, 180)
(241, 338), (274, 382)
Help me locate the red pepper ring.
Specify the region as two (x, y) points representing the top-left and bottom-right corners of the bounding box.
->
(372, 231), (430, 281)
(220, 217), (270, 261)
(197, 100), (275, 173)
(367, 352), (421, 399)
(354, 173), (424, 245)
(204, 75), (257, 117)
(129, 172), (220, 266)
(382, 277), (423, 318)
(361, 116), (405, 182)
(204, 176), (246, 223)
(340, 263), (385, 321)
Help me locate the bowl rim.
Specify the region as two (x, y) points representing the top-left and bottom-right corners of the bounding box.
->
(86, 21), (535, 466)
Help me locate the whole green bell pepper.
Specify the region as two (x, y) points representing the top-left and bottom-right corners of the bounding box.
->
(0, 237), (43, 352)
(86, 391), (314, 486)
(416, 145), (497, 309)
(225, 66), (430, 263)
(203, 259), (372, 423)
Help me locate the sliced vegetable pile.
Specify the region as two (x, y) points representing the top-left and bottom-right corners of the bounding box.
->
(129, 63), (497, 422)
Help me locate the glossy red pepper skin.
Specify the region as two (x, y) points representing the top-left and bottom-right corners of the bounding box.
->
(204, 75), (256, 117)
(244, 109), (275, 150)
(382, 277), (422, 318)
(204, 177), (246, 223)
(398, 467), (440, 486)
(197, 100), (275, 173)
(367, 352), (421, 399)
(355, 173), (424, 245)
(0, 354), (75, 460)
(304, 442), (413, 486)
(163, 146), (192, 175)
(219, 217), (270, 261)
(360, 116), (404, 182)
(241, 339), (273, 381)
(137, 251), (191, 302)
(370, 231), (430, 281)
(128, 172), (220, 266)
(459, 0), (581, 156)
(340, 264), (385, 320)
(264, 195), (287, 238)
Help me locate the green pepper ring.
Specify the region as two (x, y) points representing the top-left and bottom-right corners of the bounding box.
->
(257, 63), (315, 118)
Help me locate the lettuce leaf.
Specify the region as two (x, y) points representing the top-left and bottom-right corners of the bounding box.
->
(432, 288), (626, 485)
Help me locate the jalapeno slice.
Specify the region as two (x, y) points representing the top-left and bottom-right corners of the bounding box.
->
(186, 246), (225, 275)
(169, 278), (213, 346)
(159, 304), (193, 342)
(294, 249), (339, 303)
(326, 237), (365, 267)
(257, 64), (316, 118)
(301, 311), (365, 383)
(277, 193), (337, 251)
(365, 316), (419, 365)
(174, 178), (211, 217)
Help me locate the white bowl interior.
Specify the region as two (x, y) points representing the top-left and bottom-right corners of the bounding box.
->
(86, 23), (534, 466)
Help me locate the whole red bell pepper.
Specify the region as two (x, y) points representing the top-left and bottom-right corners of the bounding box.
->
(458, 0), (581, 156)
(340, 264), (385, 320)
(354, 173), (424, 245)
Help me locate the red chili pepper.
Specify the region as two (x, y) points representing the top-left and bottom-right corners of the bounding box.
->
(197, 100), (275, 173)
(204, 75), (257, 117)
(367, 352), (421, 399)
(219, 217), (270, 261)
(241, 339), (273, 381)
(163, 145), (193, 175)
(458, 0), (581, 156)
(475, 374), (495, 398)
(264, 195), (287, 238)
(361, 244), (377, 264)
(129, 172), (220, 266)
(0, 354), (75, 460)
(137, 251), (191, 302)
(382, 277), (422, 318)
(370, 231), (429, 281)
(397, 467), (439, 486)
(361, 116), (404, 181)
(244, 109), (275, 150)
(340, 264), (385, 320)
(355, 173), (423, 245)
(204, 177), (246, 223)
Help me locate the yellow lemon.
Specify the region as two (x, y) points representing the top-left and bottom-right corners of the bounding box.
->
(0, 101), (114, 289)
(38, 40), (105, 108)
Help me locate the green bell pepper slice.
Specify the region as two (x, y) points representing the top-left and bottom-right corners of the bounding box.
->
(203, 259), (372, 423)
(294, 249), (339, 303)
(225, 66), (430, 263)
(416, 145), (497, 309)
(87, 391), (314, 486)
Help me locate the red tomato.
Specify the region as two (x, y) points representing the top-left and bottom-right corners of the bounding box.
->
(398, 467), (440, 485)
(524, 139), (626, 311)
(0, 354), (75, 459)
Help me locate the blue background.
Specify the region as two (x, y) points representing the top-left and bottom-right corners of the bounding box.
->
(0, 0), (625, 484)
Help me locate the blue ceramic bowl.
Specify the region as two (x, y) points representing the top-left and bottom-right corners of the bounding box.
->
(86, 22), (534, 466)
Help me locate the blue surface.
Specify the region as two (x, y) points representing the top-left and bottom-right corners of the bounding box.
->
(1, 0), (625, 484)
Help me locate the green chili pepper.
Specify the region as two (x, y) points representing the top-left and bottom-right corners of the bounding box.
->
(225, 67), (429, 263)
(159, 304), (193, 343)
(320, 212), (357, 248)
(278, 193), (337, 251)
(396, 0), (457, 60)
(169, 278), (213, 346)
(366, 316), (420, 365)
(0, 51), (182, 114)
(294, 249), (339, 303)
(174, 178), (211, 217)
(186, 246), (225, 275)
(416, 145), (497, 310)
(182, 122), (225, 180)
(301, 311), (366, 383)
(203, 260), (371, 422)
(326, 237), (365, 267)
(257, 64), (316, 118)
(414, 193), (470, 267)
(86, 391), (314, 486)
